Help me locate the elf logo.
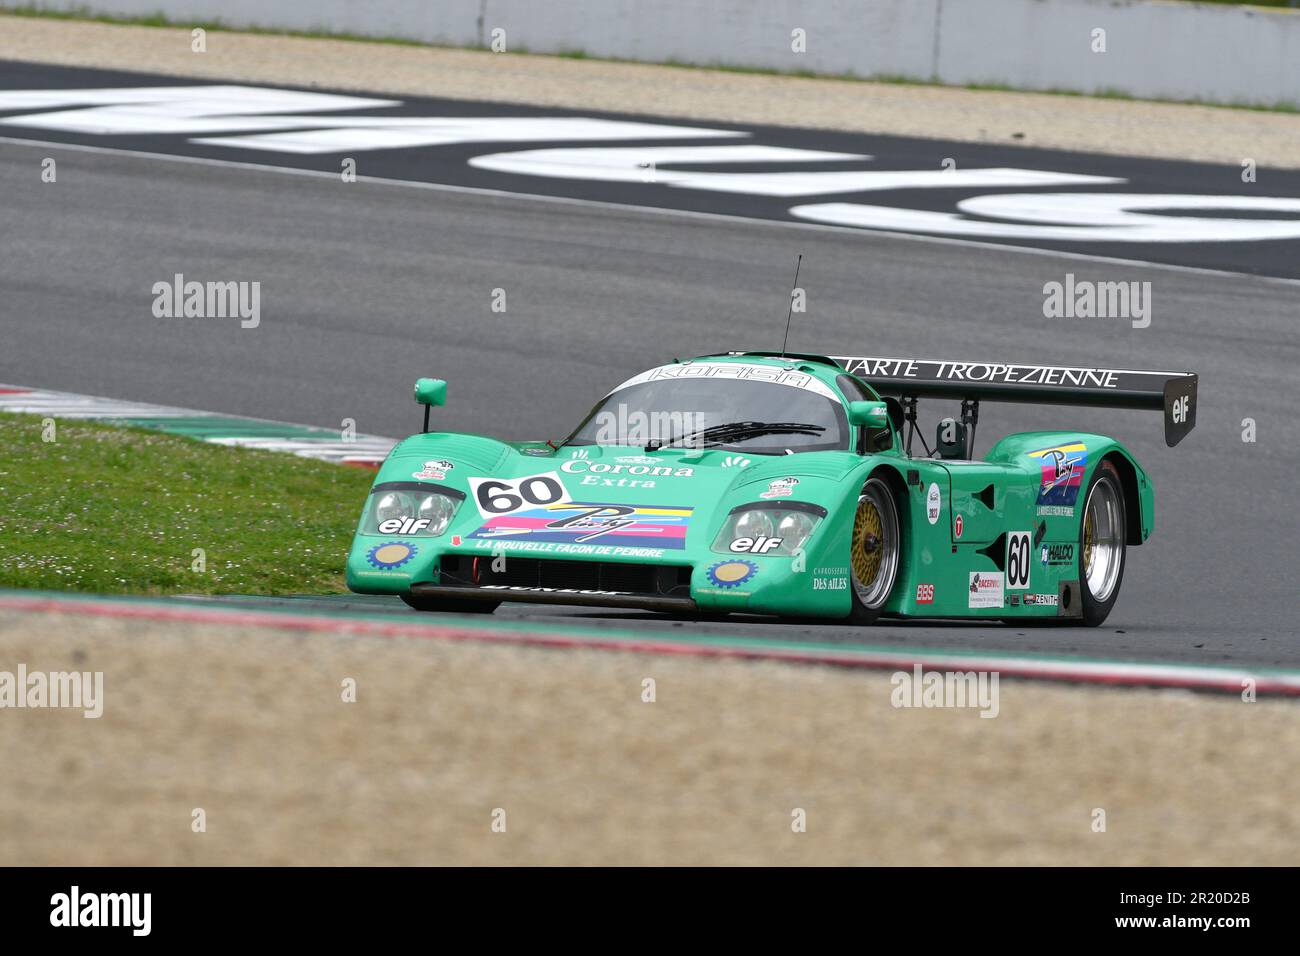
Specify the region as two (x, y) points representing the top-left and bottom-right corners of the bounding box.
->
(730, 535), (783, 554)
(378, 517), (433, 534)
(1171, 394), (1190, 424)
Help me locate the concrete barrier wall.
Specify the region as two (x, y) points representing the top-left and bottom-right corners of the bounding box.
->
(11, 0), (1299, 106)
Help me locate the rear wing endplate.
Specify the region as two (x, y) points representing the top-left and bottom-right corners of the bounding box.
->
(831, 356), (1197, 447)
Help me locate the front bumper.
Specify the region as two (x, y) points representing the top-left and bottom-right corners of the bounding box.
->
(349, 542), (852, 619)
(409, 582), (697, 613)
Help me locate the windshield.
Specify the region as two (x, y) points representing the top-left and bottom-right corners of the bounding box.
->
(565, 366), (850, 455)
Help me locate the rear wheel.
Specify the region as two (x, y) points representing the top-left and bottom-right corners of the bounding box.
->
(1078, 460), (1127, 627)
(846, 476), (901, 624)
(401, 594), (501, 614)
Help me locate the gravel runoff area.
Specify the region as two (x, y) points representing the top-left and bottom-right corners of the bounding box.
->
(2, 609), (1295, 866)
(1, 14), (1298, 169)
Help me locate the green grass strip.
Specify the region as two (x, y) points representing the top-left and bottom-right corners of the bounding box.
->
(0, 411), (373, 595)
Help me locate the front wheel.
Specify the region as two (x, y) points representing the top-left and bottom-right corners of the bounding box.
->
(846, 476), (902, 624)
(401, 593), (501, 614)
(1078, 460), (1127, 627)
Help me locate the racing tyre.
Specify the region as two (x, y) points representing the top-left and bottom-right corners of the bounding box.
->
(401, 594), (501, 614)
(1078, 460), (1127, 627)
(846, 476), (901, 625)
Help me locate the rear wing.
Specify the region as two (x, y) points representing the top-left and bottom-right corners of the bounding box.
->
(830, 356), (1197, 447)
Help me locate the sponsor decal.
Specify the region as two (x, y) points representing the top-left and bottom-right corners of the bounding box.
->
(560, 458), (694, 488)
(469, 500), (693, 550)
(707, 560), (758, 589)
(729, 535), (784, 554)
(968, 571), (1004, 609)
(1028, 441), (1088, 509)
(472, 539), (668, 559)
(569, 448), (589, 459)
(412, 459), (454, 480)
(1037, 505), (1074, 518)
(837, 359), (1135, 391)
(954, 514), (964, 539)
(721, 455), (751, 469)
(1024, 592), (1059, 607)
(613, 362), (839, 400)
(378, 517), (435, 535)
(1006, 530), (1031, 589)
(480, 585), (627, 596)
(450, 535), (462, 546)
(812, 575), (848, 591)
(812, 565), (849, 591)
(926, 482), (942, 525)
(916, 583), (935, 604)
(1041, 543), (1074, 566)
(366, 541), (418, 570)
(760, 476), (799, 499)
(522, 447), (551, 456)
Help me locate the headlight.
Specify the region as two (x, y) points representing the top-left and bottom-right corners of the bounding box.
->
(734, 509), (775, 540)
(363, 486), (463, 537)
(713, 504), (824, 556)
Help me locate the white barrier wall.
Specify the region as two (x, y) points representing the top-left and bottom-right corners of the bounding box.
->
(11, 0), (1300, 106)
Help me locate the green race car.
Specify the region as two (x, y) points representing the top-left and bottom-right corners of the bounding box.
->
(347, 352), (1196, 626)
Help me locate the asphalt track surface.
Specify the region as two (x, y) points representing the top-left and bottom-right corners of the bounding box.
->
(2, 62), (1297, 668)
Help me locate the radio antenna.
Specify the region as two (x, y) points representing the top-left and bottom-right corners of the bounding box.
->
(780, 254), (802, 358)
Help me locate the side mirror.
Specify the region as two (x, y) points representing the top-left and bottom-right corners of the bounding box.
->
(414, 378), (447, 407)
(847, 400), (889, 428)
(414, 378), (447, 434)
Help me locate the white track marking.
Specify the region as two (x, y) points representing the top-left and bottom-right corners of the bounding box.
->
(794, 193), (1300, 242)
(0, 384), (396, 466)
(470, 146), (1119, 196)
(2, 134), (1299, 287)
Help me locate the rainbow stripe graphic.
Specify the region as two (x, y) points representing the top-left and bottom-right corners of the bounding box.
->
(468, 501), (693, 549)
(1027, 441), (1088, 507)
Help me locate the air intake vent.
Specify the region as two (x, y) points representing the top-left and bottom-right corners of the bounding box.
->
(440, 556), (692, 596)
(976, 533), (1006, 571)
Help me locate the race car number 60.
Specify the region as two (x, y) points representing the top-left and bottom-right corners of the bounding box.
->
(470, 472), (571, 517)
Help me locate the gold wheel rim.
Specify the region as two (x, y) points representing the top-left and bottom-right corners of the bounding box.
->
(851, 499), (883, 588)
(1084, 507), (1095, 572)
